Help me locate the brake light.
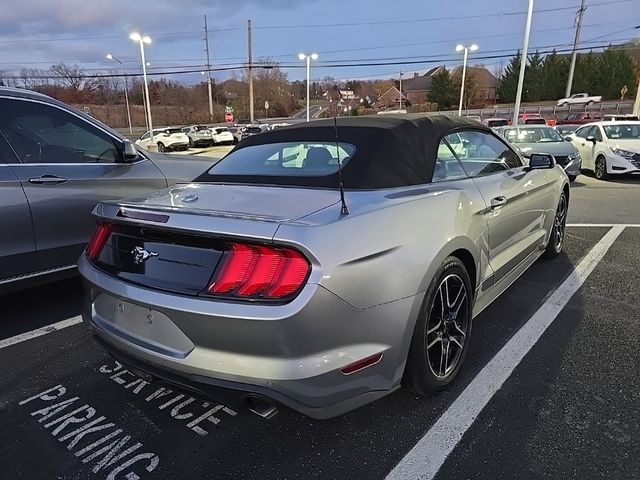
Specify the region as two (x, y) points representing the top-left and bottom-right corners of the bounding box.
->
(86, 224), (112, 261)
(208, 243), (310, 299)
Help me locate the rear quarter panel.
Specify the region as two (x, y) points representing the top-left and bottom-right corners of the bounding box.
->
(274, 179), (491, 311)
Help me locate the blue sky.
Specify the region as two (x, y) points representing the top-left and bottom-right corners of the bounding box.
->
(0, 0), (637, 83)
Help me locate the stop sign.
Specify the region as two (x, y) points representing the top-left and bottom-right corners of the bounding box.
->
(225, 112), (234, 123)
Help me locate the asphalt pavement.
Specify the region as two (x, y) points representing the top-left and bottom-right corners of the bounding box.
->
(0, 172), (638, 479)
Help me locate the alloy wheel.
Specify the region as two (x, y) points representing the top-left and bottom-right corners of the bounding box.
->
(595, 157), (606, 179)
(553, 194), (567, 252)
(426, 274), (470, 380)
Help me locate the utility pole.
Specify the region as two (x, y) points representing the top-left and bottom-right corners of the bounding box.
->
(565, 0), (586, 98)
(203, 14), (214, 121)
(633, 80), (640, 116)
(248, 19), (254, 123)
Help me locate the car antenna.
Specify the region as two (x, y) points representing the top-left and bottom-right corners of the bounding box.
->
(333, 116), (350, 215)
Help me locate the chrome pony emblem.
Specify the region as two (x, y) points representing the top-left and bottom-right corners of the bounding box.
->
(131, 246), (159, 265)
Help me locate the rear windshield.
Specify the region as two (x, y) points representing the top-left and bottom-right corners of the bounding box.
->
(487, 119), (508, 127)
(206, 142), (356, 177)
(502, 127), (563, 143)
(168, 128), (183, 134)
(215, 128), (230, 133)
(245, 127), (262, 133)
(523, 118), (546, 125)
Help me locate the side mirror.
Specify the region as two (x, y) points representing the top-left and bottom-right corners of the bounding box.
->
(122, 140), (139, 163)
(564, 136), (573, 142)
(586, 135), (597, 144)
(526, 153), (556, 171)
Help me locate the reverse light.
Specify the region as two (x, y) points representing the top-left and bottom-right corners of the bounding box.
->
(208, 243), (310, 299)
(86, 224), (112, 261)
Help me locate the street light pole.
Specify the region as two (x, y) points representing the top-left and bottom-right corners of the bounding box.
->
(106, 54), (133, 134)
(456, 44), (478, 116)
(298, 52), (318, 122)
(513, 0), (534, 126)
(399, 71), (403, 109)
(130, 33), (153, 147)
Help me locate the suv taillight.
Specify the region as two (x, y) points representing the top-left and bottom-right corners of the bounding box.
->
(208, 243), (310, 300)
(86, 224), (112, 261)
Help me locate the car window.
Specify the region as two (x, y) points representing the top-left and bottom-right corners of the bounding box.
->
(0, 98), (120, 164)
(447, 130), (522, 177)
(593, 127), (603, 142)
(575, 126), (593, 139)
(434, 140), (468, 182)
(603, 123), (640, 140)
(207, 141), (355, 177)
(140, 132), (150, 140)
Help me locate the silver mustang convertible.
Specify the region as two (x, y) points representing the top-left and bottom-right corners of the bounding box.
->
(79, 115), (570, 419)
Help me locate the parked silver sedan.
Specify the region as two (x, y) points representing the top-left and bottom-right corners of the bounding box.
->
(0, 87), (213, 293)
(79, 115), (569, 419)
(498, 125), (582, 181)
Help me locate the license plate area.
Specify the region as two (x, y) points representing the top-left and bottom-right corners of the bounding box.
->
(93, 293), (195, 359)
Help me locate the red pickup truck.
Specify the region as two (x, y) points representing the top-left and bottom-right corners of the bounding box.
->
(556, 112), (602, 125)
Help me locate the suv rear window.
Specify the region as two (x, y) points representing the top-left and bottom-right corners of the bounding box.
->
(206, 142), (356, 177)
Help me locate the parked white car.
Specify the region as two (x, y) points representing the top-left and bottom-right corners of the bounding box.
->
(568, 121), (640, 179)
(135, 128), (190, 152)
(210, 127), (235, 145)
(556, 93), (602, 107)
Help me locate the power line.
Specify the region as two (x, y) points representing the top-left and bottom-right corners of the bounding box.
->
(4, 40), (636, 81)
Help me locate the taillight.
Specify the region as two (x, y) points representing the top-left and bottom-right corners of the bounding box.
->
(86, 224), (112, 261)
(208, 243), (310, 300)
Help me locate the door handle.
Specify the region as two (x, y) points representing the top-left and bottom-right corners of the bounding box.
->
(28, 175), (68, 185)
(490, 196), (507, 209)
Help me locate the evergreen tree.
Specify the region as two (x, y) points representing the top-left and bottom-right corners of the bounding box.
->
(539, 51), (568, 100)
(594, 47), (637, 99)
(427, 68), (456, 110)
(497, 53), (521, 102)
(523, 51), (544, 101)
(572, 52), (597, 95)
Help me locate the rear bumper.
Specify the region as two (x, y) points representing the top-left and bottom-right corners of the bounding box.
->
(78, 256), (418, 419)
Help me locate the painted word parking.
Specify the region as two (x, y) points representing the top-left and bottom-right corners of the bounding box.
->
(98, 361), (237, 436)
(19, 385), (159, 479)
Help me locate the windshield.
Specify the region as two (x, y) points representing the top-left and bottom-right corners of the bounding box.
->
(502, 127), (563, 143)
(206, 141), (355, 177)
(603, 124), (640, 140)
(488, 119), (508, 127)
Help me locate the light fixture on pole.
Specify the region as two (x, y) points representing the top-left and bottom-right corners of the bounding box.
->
(106, 54), (133, 134)
(456, 44), (478, 116)
(513, 0), (534, 126)
(298, 52), (318, 122)
(130, 32), (154, 148)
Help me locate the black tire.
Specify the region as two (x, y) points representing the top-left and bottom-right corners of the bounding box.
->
(543, 191), (568, 259)
(157, 143), (166, 153)
(404, 256), (473, 395)
(594, 155), (608, 180)
(567, 174), (577, 182)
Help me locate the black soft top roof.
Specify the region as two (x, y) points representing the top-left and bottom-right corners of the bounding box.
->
(195, 114), (491, 189)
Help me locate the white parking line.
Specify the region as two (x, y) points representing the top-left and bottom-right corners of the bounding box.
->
(0, 316), (82, 350)
(568, 223), (640, 227)
(386, 225), (626, 480)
